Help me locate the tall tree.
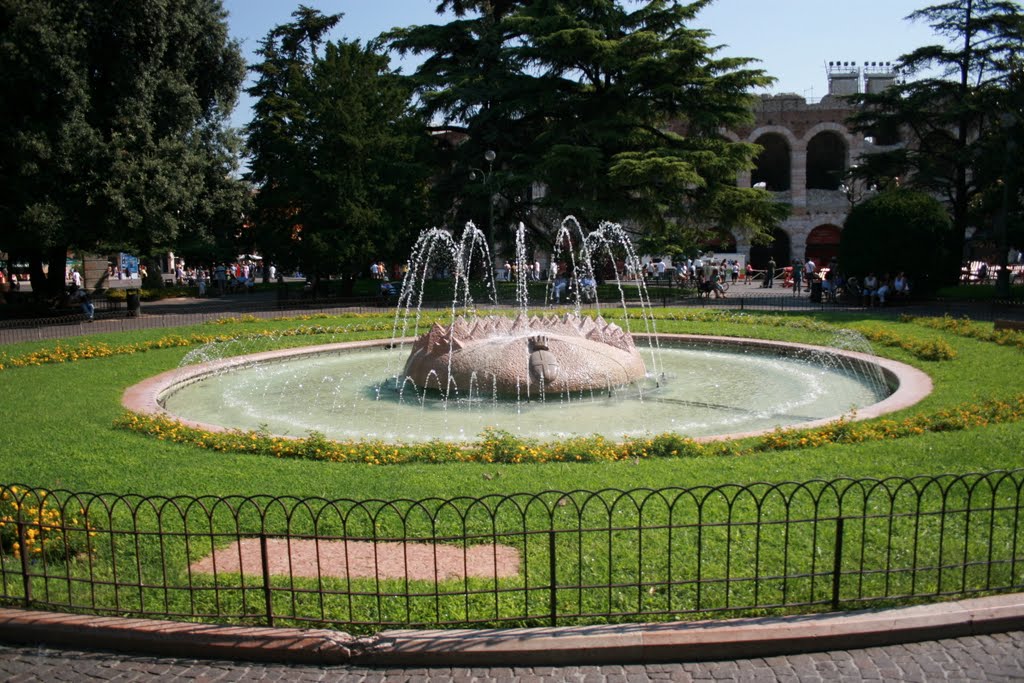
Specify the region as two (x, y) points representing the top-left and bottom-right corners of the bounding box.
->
(0, 0), (248, 297)
(246, 7), (433, 292)
(387, 0), (786, 252)
(847, 0), (1024, 287)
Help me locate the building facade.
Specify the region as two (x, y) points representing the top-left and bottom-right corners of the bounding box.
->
(721, 63), (900, 269)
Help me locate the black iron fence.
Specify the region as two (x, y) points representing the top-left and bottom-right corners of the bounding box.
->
(2, 471), (1022, 632)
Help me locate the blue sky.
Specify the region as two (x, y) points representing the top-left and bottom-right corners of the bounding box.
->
(222, 0), (942, 130)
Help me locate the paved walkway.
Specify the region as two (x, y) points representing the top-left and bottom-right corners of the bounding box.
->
(2, 631), (1023, 681)
(2, 285), (1019, 346)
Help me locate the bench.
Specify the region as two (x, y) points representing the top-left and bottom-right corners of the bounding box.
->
(994, 319), (1024, 332)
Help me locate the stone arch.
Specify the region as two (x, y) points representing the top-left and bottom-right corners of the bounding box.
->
(805, 130), (847, 190)
(805, 224), (842, 267)
(747, 125), (800, 149)
(750, 133), (791, 191)
(748, 227), (791, 270)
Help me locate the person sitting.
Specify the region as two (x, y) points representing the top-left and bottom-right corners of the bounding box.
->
(552, 275), (568, 304)
(862, 272), (879, 306)
(874, 274), (891, 306)
(378, 280), (396, 304)
(579, 275), (597, 303)
(842, 275), (861, 304)
(893, 272), (911, 299)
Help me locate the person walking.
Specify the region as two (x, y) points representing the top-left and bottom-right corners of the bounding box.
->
(792, 260), (803, 294)
(765, 257), (776, 288)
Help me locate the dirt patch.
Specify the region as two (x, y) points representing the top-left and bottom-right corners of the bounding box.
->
(190, 538), (520, 582)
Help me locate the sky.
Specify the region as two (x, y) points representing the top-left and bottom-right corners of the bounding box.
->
(221, 0), (944, 130)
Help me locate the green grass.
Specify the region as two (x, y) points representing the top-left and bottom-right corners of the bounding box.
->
(0, 308), (1021, 630)
(0, 308), (1021, 495)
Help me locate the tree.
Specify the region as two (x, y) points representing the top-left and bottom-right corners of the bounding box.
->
(0, 0), (248, 298)
(847, 0), (1024, 287)
(387, 0), (786, 253)
(840, 189), (952, 293)
(246, 7), (433, 292)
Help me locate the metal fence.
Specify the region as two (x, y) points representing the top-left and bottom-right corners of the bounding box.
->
(3, 291), (1022, 346)
(2, 471), (1022, 631)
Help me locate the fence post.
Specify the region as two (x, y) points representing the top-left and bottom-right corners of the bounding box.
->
(831, 516), (845, 610)
(549, 529), (557, 627)
(260, 534), (275, 627)
(17, 521), (32, 608)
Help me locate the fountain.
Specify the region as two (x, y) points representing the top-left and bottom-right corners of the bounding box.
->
(124, 219), (932, 444)
(389, 218), (661, 400)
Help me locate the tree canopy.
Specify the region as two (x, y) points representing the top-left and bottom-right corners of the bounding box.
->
(245, 7), (433, 290)
(847, 0), (1024, 286)
(0, 0), (248, 295)
(840, 189), (952, 293)
(387, 0), (787, 253)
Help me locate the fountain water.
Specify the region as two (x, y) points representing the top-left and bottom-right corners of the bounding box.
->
(132, 219), (927, 444)
(388, 219), (663, 400)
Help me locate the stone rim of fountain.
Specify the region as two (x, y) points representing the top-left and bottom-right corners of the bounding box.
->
(123, 334), (932, 445)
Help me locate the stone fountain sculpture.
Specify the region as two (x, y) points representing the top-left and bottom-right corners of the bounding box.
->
(402, 313), (647, 397)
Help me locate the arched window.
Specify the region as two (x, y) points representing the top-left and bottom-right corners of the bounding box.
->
(805, 224), (842, 267)
(748, 228), (791, 270)
(806, 131), (847, 190)
(751, 133), (791, 191)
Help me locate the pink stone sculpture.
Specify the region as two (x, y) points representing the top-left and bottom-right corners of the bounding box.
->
(401, 314), (647, 397)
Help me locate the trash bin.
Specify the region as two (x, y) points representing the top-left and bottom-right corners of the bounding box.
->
(810, 280), (823, 303)
(126, 290), (141, 317)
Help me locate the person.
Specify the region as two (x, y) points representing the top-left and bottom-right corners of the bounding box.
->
(710, 268), (726, 299)
(71, 269), (82, 288)
(215, 263), (227, 294)
(765, 257), (776, 288)
(197, 268), (207, 297)
(804, 258), (816, 290)
(379, 279), (396, 302)
(370, 261), (380, 280)
(745, 262), (753, 285)
(503, 261), (512, 282)
(893, 271), (911, 298)
(731, 261), (739, 284)
(80, 288), (94, 321)
(874, 273), (891, 306)
(791, 260), (803, 294)
(977, 262), (989, 283)
(553, 274), (568, 303)
(578, 274), (596, 302)
(821, 269), (835, 301)
(268, 263), (277, 282)
(863, 272), (879, 306)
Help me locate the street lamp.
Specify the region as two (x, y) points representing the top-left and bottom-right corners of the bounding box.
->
(995, 113), (1017, 298)
(469, 149), (497, 242)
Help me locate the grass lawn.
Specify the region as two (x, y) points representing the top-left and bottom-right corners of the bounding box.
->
(0, 308), (1019, 496)
(0, 308), (1021, 630)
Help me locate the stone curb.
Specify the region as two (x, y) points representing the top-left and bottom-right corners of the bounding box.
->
(2, 594), (1022, 666)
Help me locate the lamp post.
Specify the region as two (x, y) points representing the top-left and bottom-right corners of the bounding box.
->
(469, 149), (497, 242)
(995, 113), (1017, 298)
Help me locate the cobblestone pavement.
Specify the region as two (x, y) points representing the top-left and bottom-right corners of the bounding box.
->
(2, 631), (1023, 682)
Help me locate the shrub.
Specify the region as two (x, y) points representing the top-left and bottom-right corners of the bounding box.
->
(840, 190), (952, 293)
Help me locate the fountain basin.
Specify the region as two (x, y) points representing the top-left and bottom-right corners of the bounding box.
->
(123, 335), (932, 444)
